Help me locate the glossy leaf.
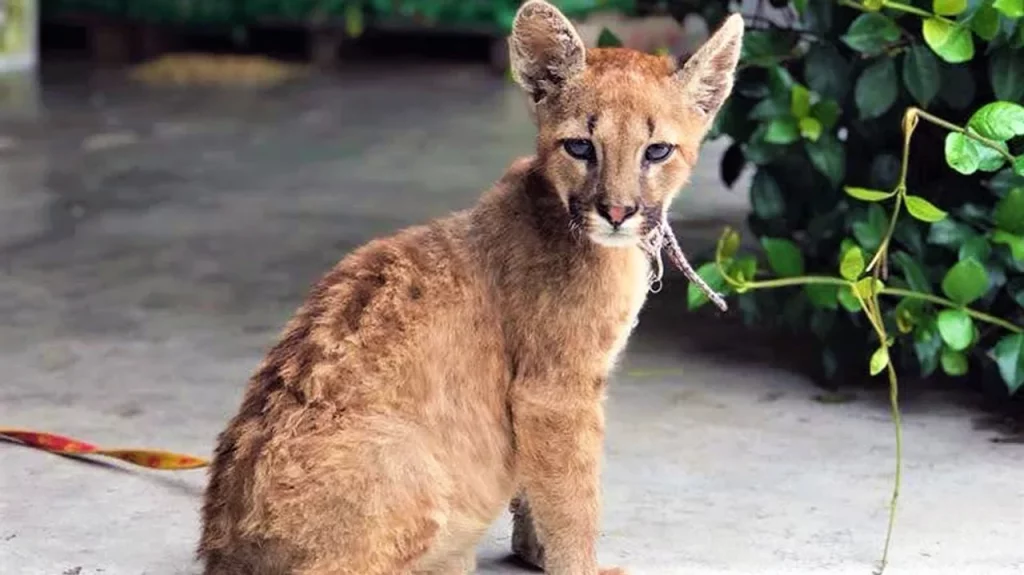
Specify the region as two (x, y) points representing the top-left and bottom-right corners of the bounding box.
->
(903, 44), (941, 107)
(840, 246), (866, 281)
(805, 134), (845, 188)
(718, 227), (741, 261)
(970, 4), (1000, 41)
(869, 346), (890, 375)
(854, 277), (886, 300)
(944, 133), (981, 175)
(892, 251), (932, 293)
(905, 195), (948, 222)
(991, 230), (1024, 261)
(937, 309), (975, 351)
(838, 286), (863, 312)
(750, 170), (785, 219)
(764, 117), (801, 144)
(992, 333), (1024, 394)
(799, 117), (823, 141)
(761, 237), (805, 277)
(989, 47), (1024, 102)
(993, 0), (1024, 18)
(933, 0), (967, 15)
(994, 187), (1024, 234)
(805, 284), (839, 310)
(923, 18), (975, 63)
(804, 45), (850, 100)
(811, 99), (841, 129)
(967, 102), (1024, 141)
(845, 186), (893, 202)
(842, 13), (901, 53)
(855, 58), (899, 119)
(959, 235), (992, 263)
(940, 347), (969, 376)
(791, 84), (811, 118)
(941, 259), (990, 305)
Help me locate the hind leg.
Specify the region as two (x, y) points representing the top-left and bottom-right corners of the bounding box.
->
(248, 420), (455, 575)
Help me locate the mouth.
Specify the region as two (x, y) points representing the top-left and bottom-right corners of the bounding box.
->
(585, 210), (643, 248)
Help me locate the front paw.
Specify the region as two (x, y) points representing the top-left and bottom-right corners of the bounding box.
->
(599, 568), (630, 575)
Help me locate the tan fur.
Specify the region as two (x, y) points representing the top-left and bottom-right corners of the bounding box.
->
(198, 3), (743, 573)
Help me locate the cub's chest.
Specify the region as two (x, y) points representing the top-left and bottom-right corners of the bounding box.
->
(601, 257), (651, 373)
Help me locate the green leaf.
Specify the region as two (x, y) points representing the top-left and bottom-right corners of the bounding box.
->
(870, 346), (890, 375)
(855, 58), (899, 119)
(905, 195), (948, 222)
(864, 0), (884, 9)
(895, 298), (922, 334)
(940, 347), (969, 376)
(742, 30), (794, 67)
(764, 117), (801, 144)
(967, 101), (1024, 141)
(937, 309), (975, 351)
(853, 204), (888, 251)
(989, 47), (1024, 102)
(958, 235), (992, 263)
(892, 251), (932, 293)
(805, 134), (845, 188)
(842, 13), (901, 53)
(933, 0), (967, 16)
(840, 245), (866, 281)
(992, 333), (1024, 394)
(944, 133), (981, 175)
(994, 187), (1024, 234)
(717, 227), (741, 261)
(970, 4), (1001, 41)
(811, 99), (841, 129)
(928, 218), (978, 247)
(1016, 156), (1024, 177)
(791, 84), (811, 118)
(749, 98), (791, 121)
(729, 255), (758, 283)
(845, 186), (894, 202)
(805, 284), (839, 310)
(804, 45), (850, 100)
(993, 0), (1024, 18)
(991, 230), (1024, 261)
(761, 237), (805, 277)
(750, 170), (785, 219)
(597, 28), (623, 48)
(923, 18), (975, 63)
(853, 277), (885, 300)
(975, 140), (1009, 173)
(902, 44), (941, 107)
(941, 259), (990, 305)
(838, 286), (863, 312)
(799, 117), (822, 141)
(688, 262), (728, 310)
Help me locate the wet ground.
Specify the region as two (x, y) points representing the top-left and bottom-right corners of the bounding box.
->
(0, 60), (1020, 575)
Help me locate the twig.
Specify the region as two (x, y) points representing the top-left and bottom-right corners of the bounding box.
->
(659, 221), (729, 312)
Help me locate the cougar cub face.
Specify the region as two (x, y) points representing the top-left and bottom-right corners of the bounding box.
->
(509, 1), (744, 248)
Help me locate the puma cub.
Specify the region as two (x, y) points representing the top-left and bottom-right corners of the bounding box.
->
(198, 2), (743, 573)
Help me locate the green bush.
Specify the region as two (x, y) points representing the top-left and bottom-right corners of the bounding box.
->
(648, 0), (1024, 398)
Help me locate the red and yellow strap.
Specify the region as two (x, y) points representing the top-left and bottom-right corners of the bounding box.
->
(0, 428), (209, 470)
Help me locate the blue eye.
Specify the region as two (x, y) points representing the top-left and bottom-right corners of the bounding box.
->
(563, 139), (595, 161)
(644, 143), (674, 163)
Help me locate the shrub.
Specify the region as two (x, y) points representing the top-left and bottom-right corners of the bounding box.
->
(632, 0), (1024, 398)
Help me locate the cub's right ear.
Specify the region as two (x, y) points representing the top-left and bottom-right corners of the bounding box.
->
(508, 0), (587, 103)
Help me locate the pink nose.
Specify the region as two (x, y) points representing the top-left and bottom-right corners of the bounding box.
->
(597, 203), (638, 227)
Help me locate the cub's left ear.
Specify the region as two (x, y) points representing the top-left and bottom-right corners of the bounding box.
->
(673, 13), (744, 127)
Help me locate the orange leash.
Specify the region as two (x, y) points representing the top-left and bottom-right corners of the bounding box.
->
(0, 428), (209, 470)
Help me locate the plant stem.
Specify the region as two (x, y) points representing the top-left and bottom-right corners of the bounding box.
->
(724, 275), (1024, 333)
(912, 108), (1017, 163)
(883, 288), (1024, 333)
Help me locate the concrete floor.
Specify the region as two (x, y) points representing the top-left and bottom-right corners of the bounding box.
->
(0, 62), (1021, 575)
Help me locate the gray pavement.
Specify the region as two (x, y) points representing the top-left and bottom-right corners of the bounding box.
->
(0, 62), (1020, 575)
